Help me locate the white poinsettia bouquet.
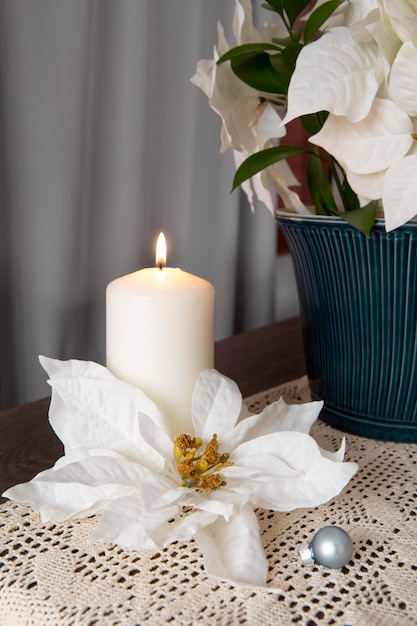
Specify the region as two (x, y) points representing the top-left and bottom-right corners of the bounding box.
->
(192, 0), (417, 235)
(3, 357), (357, 589)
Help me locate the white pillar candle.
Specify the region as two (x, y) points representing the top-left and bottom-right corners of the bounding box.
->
(106, 233), (215, 436)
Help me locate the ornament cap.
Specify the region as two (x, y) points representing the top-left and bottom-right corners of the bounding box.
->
(299, 542), (315, 566)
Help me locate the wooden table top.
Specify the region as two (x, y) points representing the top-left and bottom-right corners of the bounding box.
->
(0, 317), (305, 502)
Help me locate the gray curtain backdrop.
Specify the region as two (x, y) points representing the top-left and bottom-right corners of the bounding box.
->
(0, 0), (280, 409)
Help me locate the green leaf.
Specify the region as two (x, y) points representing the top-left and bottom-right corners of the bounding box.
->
(339, 202), (377, 236)
(232, 146), (306, 190)
(300, 111), (329, 134)
(217, 42), (282, 65)
(269, 41), (303, 93)
(307, 152), (338, 216)
(340, 173), (360, 212)
(284, 0), (313, 28)
(272, 31), (302, 47)
(267, 55), (292, 93)
(304, 0), (346, 43)
(269, 41), (303, 95)
(306, 151), (377, 234)
(231, 52), (287, 93)
(263, 0), (284, 14)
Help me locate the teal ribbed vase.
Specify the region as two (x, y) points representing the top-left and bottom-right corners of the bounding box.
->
(276, 212), (417, 442)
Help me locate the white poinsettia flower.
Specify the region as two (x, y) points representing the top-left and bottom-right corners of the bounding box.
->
(3, 360), (358, 589)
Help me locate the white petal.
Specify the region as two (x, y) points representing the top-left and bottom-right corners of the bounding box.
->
(272, 158), (301, 189)
(137, 411), (174, 464)
(233, 138), (291, 215)
(344, 168), (386, 200)
(235, 149), (276, 215)
(310, 98), (413, 174)
(319, 437), (346, 463)
(347, 2), (381, 41)
(266, 398), (323, 433)
(284, 27), (379, 124)
(140, 474), (184, 511)
(39, 356), (166, 469)
(3, 456), (147, 521)
(39, 355), (114, 381)
(231, 431), (358, 511)
(221, 397), (323, 450)
(389, 41), (417, 115)
(191, 22), (229, 100)
(254, 102), (285, 147)
(154, 509), (218, 547)
(382, 154), (417, 231)
(188, 489), (248, 521)
(99, 499), (217, 549)
(261, 166), (310, 215)
(92, 495), (177, 551)
(195, 505), (270, 588)
(93, 501), (159, 551)
(384, 0), (417, 43)
(232, 0), (249, 43)
(233, 0), (286, 47)
(365, 9), (402, 75)
(190, 57), (214, 100)
(207, 45), (263, 154)
(94, 495), (217, 550)
(192, 369), (242, 440)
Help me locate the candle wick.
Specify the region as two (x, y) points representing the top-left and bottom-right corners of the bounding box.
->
(158, 262), (164, 271)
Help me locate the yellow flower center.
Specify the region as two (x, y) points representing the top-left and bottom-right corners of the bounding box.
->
(173, 433), (233, 490)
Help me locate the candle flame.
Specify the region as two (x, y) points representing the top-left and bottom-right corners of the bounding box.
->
(156, 232), (166, 270)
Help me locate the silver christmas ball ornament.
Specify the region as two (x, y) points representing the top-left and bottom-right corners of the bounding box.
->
(299, 526), (353, 569)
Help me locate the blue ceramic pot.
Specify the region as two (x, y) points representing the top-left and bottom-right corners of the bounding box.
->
(276, 211), (417, 442)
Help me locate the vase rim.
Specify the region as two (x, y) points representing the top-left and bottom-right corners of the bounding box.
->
(275, 208), (417, 228)
(274, 208), (384, 223)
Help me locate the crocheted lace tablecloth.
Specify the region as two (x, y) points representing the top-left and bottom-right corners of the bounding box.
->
(1, 376), (417, 626)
